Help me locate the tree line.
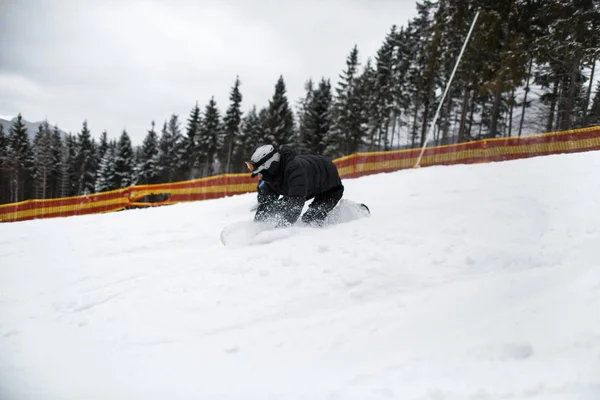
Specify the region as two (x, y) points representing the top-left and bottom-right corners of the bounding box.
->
(1, 0), (599, 205)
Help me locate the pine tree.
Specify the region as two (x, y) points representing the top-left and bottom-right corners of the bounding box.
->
(589, 81), (600, 126)
(0, 123), (5, 159)
(232, 106), (263, 172)
(156, 121), (174, 183)
(74, 120), (97, 195)
(182, 103), (201, 179)
(303, 78), (333, 154)
(32, 121), (54, 199)
(257, 107), (270, 143)
(0, 124), (8, 204)
(95, 143), (117, 193)
(429, 1), (459, 144)
(265, 75), (295, 147)
(442, 1), (492, 142)
(6, 114), (34, 202)
(114, 129), (135, 188)
(389, 26), (413, 147)
(50, 126), (64, 199)
(137, 121), (160, 184)
(198, 98), (221, 176)
(221, 76), (243, 174)
(372, 26), (398, 150)
(97, 131), (109, 167)
(510, 0), (542, 137)
(296, 79), (315, 154)
(462, 1), (529, 138)
(60, 133), (78, 197)
(329, 46), (365, 156)
(355, 58), (378, 149)
(533, 0), (599, 132)
(132, 145), (143, 184)
(187, 103), (202, 144)
(155, 116), (183, 183)
(498, 0), (537, 138)
(167, 114), (186, 181)
(415, 0), (443, 146)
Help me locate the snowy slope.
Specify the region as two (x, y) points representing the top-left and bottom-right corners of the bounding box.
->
(1, 152), (600, 400)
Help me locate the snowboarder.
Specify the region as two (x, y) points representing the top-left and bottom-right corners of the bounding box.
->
(246, 144), (344, 227)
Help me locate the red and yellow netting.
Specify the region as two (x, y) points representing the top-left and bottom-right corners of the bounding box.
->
(2, 125), (599, 223)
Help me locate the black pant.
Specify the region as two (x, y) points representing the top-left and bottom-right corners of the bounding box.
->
(301, 184), (344, 225)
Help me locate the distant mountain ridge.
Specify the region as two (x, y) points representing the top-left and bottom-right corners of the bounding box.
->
(0, 117), (68, 140)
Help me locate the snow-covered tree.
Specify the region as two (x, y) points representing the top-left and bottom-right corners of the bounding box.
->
(329, 46), (364, 156)
(136, 121), (160, 185)
(32, 121), (54, 199)
(60, 133), (78, 197)
(295, 79), (315, 154)
(589, 81), (600, 126)
(95, 142), (117, 192)
(198, 98), (221, 176)
(181, 103), (201, 179)
(96, 131), (109, 167)
(232, 105), (263, 173)
(114, 129), (135, 188)
(156, 116), (183, 183)
(265, 75), (295, 147)
(220, 76), (243, 174)
(0, 124), (9, 204)
(303, 78), (332, 155)
(6, 114), (34, 202)
(49, 125), (64, 199)
(74, 120), (97, 195)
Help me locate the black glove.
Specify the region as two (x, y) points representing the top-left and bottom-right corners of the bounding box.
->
(276, 196), (305, 226)
(254, 196), (304, 227)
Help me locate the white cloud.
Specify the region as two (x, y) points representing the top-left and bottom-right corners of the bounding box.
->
(0, 73), (50, 101)
(0, 0), (418, 143)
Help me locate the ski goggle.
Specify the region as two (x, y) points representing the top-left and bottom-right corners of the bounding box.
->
(245, 161), (257, 172)
(245, 149), (277, 174)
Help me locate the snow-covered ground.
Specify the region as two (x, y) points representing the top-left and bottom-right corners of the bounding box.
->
(1, 151), (600, 400)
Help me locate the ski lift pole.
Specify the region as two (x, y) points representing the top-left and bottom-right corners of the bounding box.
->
(414, 10), (480, 168)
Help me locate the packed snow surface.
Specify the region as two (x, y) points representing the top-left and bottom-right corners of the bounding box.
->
(1, 152), (600, 399)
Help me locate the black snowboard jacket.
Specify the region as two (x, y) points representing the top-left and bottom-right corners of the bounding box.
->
(255, 146), (342, 225)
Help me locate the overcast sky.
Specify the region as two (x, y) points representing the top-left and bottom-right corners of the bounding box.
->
(0, 0), (418, 145)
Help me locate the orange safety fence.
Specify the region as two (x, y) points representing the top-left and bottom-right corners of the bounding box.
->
(1, 125), (600, 223)
(333, 125), (600, 179)
(128, 174), (257, 207)
(0, 188), (131, 223)
(0, 175), (257, 223)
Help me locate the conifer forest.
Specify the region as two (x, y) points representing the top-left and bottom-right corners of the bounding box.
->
(1, 0), (599, 204)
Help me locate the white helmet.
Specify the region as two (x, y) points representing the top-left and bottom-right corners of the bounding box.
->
(246, 144), (281, 177)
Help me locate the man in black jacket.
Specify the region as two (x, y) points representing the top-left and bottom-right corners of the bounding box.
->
(246, 144), (344, 227)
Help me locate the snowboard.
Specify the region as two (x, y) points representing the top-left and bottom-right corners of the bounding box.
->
(220, 199), (370, 247)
